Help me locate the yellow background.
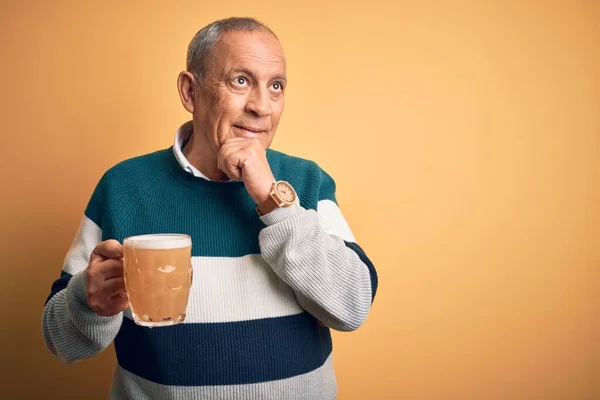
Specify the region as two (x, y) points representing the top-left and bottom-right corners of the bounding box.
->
(1, 1), (598, 399)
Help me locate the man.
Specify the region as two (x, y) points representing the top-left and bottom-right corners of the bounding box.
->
(42, 17), (378, 400)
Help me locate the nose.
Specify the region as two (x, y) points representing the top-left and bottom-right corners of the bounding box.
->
(245, 87), (271, 117)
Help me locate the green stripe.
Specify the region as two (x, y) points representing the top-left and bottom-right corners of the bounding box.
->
(83, 149), (337, 257)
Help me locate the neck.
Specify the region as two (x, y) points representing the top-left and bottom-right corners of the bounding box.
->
(182, 130), (229, 182)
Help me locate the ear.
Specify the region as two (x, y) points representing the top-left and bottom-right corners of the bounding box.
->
(177, 71), (197, 113)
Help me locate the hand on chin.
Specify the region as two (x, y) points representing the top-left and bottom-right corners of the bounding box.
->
(217, 137), (274, 204)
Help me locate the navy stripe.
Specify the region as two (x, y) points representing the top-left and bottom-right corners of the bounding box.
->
(114, 312), (332, 386)
(344, 241), (378, 302)
(45, 271), (73, 305)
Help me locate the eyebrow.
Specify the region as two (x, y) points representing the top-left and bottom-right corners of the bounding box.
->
(231, 68), (287, 84)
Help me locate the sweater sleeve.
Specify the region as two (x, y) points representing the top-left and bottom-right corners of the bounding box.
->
(41, 178), (123, 363)
(258, 169), (378, 332)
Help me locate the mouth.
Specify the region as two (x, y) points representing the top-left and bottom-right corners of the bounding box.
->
(233, 125), (266, 138)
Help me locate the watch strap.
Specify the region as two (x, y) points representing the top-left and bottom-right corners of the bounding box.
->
(256, 193), (280, 216)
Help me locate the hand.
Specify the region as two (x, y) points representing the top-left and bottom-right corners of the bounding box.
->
(218, 138), (275, 204)
(86, 239), (128, 317)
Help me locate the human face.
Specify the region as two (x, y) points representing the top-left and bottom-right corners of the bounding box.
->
(192, 30), (286, 154)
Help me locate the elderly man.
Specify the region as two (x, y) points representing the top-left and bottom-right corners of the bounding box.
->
(42, 17), (378, 400)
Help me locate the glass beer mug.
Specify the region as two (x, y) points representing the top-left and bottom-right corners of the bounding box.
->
(122, 234), (193, 327)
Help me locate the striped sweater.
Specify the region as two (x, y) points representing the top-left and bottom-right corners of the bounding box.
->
(42, 136), (378, 399)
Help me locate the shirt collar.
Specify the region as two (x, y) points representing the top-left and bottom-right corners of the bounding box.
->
(172, 120), (235, 182)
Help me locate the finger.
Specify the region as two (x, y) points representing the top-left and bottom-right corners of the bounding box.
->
(218, 147), (245, 180)
(218, 139), (264, 180)
(218, 141), (244, 168)
(104, 277), (126, 297)
(94, 258), (124, 279)
(108, 293), (130, 314)
(92, 240), (123, 261)
(93, 294), (129, 317)
(224, 154), (244, 180)
(219, 138), (254, 155)
(219, 139), (260, 161)
(221, 138), (262, 160)
(222, 165), (242, 181)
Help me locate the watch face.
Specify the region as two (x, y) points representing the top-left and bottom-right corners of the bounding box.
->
(276, 182), (296, 203)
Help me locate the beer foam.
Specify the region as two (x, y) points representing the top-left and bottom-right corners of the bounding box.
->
(124, 234), (191, 249)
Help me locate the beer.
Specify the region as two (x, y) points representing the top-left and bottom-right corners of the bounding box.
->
(123, 234), (192, 327)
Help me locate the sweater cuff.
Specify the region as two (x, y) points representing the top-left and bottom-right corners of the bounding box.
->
(66, 269), (123, 334)
(259, 201), (302, 226)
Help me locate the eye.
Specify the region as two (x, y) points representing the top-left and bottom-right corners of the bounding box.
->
(233, 76), (248, 86)
(272, 81), (284, 91)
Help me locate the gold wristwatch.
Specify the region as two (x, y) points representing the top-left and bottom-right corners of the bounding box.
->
(256, 181), (297, 216)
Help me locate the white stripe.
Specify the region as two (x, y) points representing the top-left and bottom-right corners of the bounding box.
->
(317, 199), (356, 243)
(124, 254), (303, 324)
(62, 215), (102, 275)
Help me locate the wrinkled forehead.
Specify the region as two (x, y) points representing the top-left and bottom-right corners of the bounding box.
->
(212, 30), (286, 79)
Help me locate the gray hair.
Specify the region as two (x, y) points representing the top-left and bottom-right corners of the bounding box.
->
(186, 17), (277, 82)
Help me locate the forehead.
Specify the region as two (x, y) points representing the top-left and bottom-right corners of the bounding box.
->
(211, 30), (286, 77)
